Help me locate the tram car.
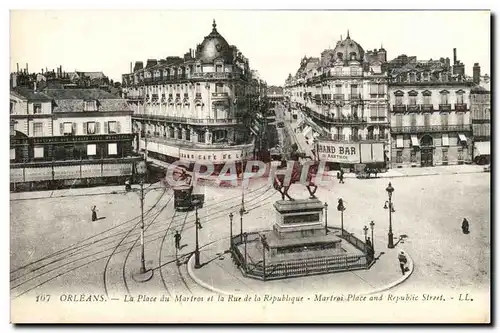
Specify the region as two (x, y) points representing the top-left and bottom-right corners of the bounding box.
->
(173, 184), (194, 211)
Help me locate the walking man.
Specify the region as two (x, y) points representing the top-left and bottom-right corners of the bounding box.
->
(339, 168), (345, 184)
(91, 206), (98, 222)
(398, 251), (408, 275)
(174, 231), (181, 250)
(462, 218), (470, 234)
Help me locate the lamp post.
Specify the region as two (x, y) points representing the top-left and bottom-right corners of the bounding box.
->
(337, 198), (346, 236)
(243, 232), (248, 273)
(229, 212), (234, 250)
(363, 225), (368, 242)
(384, 182), (395, 249)
(324, 202), (329, 235)
(369, 220), (375, 252)
(132, 161), (153, 283)
(239, 206), (244, 239)
(193, 198), (202, 269)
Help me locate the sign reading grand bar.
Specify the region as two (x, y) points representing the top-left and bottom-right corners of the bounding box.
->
(317, 141), (361, 163)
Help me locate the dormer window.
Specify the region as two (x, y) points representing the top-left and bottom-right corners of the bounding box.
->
(84, 100), (98, 111)
(33, 103), (42, 114)
(215, 64), (223, 73)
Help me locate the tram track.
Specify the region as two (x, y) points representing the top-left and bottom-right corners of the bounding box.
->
(11, 184), (275, 298)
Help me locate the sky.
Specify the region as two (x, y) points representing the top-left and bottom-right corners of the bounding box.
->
(10, 10), (490, 86)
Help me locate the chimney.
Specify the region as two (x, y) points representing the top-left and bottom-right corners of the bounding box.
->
(26, 63), (28, 73)
(146, 59), (158, 68)
(133, 61), (144, 72)
(453, 48), (457, 64)
(130, 62), (133, 74)
(16, 63), (19, 73)
(473, 63), (481, 84)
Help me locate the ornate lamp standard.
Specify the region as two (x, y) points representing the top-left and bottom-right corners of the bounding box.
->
(369, 220), (375, 252)
(239, 206), (245, 238)
(337, 198), (346, 235)
(193, 198), (202, 269)
(324, 202), (329, 235)
(132, 160), (153, 283)
(229, 212), (234, 250)
(243, 232), (248, 273)
(363, 225), (368, 242)
(384, 182), (396, 249)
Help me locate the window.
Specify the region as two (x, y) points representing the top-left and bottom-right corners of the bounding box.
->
(10, 102), (14, 114)
(410, 150), (417, 163)
(216, 64), (223, 73)
(196, 83), (201, 93)
(457, 113), (464, 126)
(395, 114), (403, 127)
(10, 148), (15, 160)
(442, 149), (448, 162)
(87, 122), (96, 134)
(33, 103), (42, 114)
(350, 84), (358, 96)
(423, 95), (432, 105)
(424, 114), (431, 127)
(440, 92), (449, 105)
(411, 114), (417, 127)
(34, 146), (44, 159)
(216, 83), (224, 94)
(63, 122), (73, 135)
(87, 144), (97, 156)
(395, 95), (403, 105)
(396, 150), (403, 163)
(108, 121), (118, 134)
(33, 122), (43, 137)
(84, 100), (98, 111)
(335, 84), (342, 95)
(409, 73), (415, 83)
(456, 92), (464, 104)
(108, 143), (117, 155)
(440, 114), (448, 126)
(409, 95), (417, 106)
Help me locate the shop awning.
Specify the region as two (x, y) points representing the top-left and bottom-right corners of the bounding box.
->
(302, 126), (312, 137)
(442, 134), (449, 146)
(474, 141), (490, 157)
(458, 133), (467, 142)
(396, 135), (404, 148)
(411, 135), (419, 147)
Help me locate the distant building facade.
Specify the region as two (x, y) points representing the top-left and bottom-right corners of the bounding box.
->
(470, 85), (490, 164)
(388, 49), (475, 167)
(121, 20), (266, 174)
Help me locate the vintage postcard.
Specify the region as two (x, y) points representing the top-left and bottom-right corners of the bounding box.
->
(9, 9), (491, 323)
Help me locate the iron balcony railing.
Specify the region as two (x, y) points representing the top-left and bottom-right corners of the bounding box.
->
(392, 105), (407, 112)
(455, 103), (468, 111)
(391, 124), (471, 134)
(212, 92), (229, 98)
(407, 104), (420, 111)
(332, 134), (388, 142)
(307, 111), (368, 125)
(439, 104), (452, 111)
(133, 114), (240, 125)
(421, 104), (434, 112)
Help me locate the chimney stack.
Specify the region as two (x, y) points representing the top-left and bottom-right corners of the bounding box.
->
(473, 63), (481, 85)
(26, 63), (28, 73)
(453, 48), (457, 64)
(16, 63), (19, 73)
(130, 62), (133, 74)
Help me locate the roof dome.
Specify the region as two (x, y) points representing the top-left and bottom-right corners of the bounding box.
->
(196, 20), (233, 64)
(332, 31), (365, 62)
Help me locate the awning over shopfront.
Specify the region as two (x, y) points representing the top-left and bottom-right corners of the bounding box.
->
(410, 135), (419, 147)
(474, 141), (490, 157)
(442, 134), (449, 146)
(458, 133), (467, 142)
(302, 126), (312, 137)
(396, 135), (404, 148)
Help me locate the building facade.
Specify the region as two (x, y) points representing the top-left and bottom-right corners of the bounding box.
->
(388, 49), (475, 168)
(284, 33), (390, 169)
(470, 85), (491, 164)
(10, 88), (137, 191)
(121, 20), (266, 174)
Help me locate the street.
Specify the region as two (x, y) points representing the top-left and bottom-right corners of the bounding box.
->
(10, 167), (490, 300)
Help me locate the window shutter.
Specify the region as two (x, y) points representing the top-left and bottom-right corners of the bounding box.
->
(60, 123), (64, 135)
(72, 122), (77, 134)
(116, 122), (121, 134)
(104, 121), (109, 133)
(83, 122), (87, 134)
(96, 122), (101, 134)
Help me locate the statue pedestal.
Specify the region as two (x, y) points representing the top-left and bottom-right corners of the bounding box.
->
(262, 199), (343, 260)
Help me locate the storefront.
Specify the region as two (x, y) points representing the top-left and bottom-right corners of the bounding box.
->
(473, 141), (490, 165)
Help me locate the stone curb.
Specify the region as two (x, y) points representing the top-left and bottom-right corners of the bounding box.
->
(187, 241), (415, 297)
(360, 251), (414, 296)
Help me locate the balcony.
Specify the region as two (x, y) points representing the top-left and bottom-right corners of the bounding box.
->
(333, 94), (344, 100)
(392, 105), (407, 112)
(455, 103), (468, 111)
(421, 104), (434, 112)
(132, 114), (241, 126)
(332, 134), (367, 142)
(306, 110), (368, 125)
(349, 94), (362, 100)
(191, 72), (244, 80)
(370, 93), (386, 99)
(391, 124), (472, 134)
(366, 134), (388, 141)
(407, 104), (420, 112)
(439, 104), (452, 111)
(212, 92), (229, 99)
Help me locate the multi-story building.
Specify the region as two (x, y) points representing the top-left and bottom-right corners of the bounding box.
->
(470, 83), (490, 165)
(121, 20), (265, 174)
(10, 87), (137, 191)
(388, 49), (475, 167)
(285, 32), (390, 169)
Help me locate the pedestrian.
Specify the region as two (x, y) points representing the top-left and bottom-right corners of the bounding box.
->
(339, 169), (345, 184)
(174, 231), (181, 249)
(91, 205), (98, 222)
(462, 218), (470, 234)
(398, 251), (408, 275)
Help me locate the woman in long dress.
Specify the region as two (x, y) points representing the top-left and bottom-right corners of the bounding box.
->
(91, 206), (98, 221)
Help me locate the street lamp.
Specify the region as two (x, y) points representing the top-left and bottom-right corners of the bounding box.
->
(243, 232), (248, 273)
(369, 220), (375, 252)
(363, 225), (368, 242)
(193, 198), (202, 269)
(229, 213), (234, 250)
(337, 198), (346, 236)
(132, 160), (153, 283)
(384, 182), (395, 249)
(239, 206), (245, 239)
(324, 202), (329, 235)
